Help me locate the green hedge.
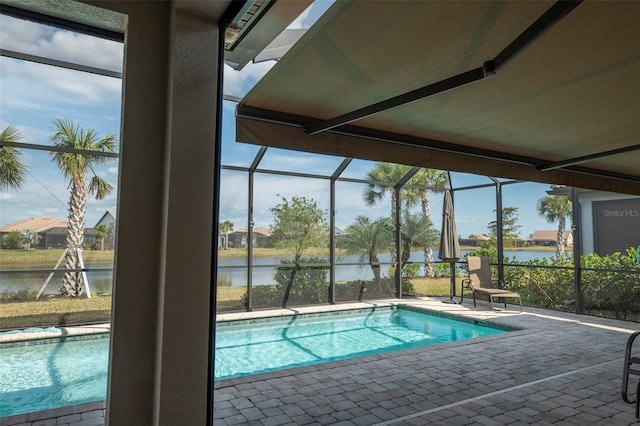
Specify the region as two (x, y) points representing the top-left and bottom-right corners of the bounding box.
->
(466, 247), (640, 319)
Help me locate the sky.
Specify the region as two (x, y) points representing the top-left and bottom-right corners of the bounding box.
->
(0, 2), (558, 240)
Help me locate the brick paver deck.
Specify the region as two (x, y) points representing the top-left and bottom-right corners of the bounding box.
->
(213, 298), (640, 425)
(4, 297), (640, 425)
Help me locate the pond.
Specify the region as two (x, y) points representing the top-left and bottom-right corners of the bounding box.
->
(0, 250), (557, 295)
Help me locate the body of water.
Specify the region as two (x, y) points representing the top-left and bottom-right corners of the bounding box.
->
(0, 250), (556, 294)
(0, 264), (113, 296)
(217, 249), (557, 287)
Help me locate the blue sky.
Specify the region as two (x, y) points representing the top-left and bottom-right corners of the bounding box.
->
(0, 3), (556, 239)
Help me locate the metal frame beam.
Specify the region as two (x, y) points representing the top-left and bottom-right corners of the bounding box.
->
(0, 4), (124, 42)
(329, 158), (352, 303)
(237, 105), (640, 184)
(304, 0), (582, 135)
(537, 144), (640, 171)
(1, 48), (122, 78)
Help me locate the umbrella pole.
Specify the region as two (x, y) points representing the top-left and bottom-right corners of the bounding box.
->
(450, 262), (456, 300)
(442, 261), (459, 304)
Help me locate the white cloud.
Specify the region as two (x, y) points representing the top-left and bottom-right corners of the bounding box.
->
(107, 167), (118, 175)
(223, 61), (275, 98)
(1, 57), (122, 109)
(0, 15), (123, 72)
(288, 0), (335, 29)
(288, 8), (312, 29)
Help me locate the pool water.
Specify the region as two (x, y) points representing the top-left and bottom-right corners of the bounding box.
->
(0, 337), (109, 418)
(0, 308), (505, 417)
(214, 308), (504, 379)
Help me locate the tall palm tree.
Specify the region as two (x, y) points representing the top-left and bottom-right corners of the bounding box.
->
(0, 125), (28, 191)
(50, 118), (116, 297)
(363, 163), (446, 276)
(410, 168), (448, 277)
(363, 163), (413, 222)
(338, 216), (394, 297)
(537, 195), (572, 260)
(399, 210), (439, 271)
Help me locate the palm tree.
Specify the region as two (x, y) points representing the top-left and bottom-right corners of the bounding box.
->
(338, 216), (394, 298)
(219, 220), (234, 249)
(50, 118), (116, 297)
(399, 210), (439, 272)
(410, 168), (448, 277)
(363, 163), (446, 276)
(94, 224), (113, 251)
(537, 195), (572, 260)
(0, 125), (28, 191)
(363, 163), (413, 222)
(21, 229), (40, 250)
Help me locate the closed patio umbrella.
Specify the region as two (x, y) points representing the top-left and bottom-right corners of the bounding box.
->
(439, 189), (461, 302)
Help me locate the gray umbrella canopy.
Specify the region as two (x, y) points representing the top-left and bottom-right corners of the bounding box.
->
(439, 190), (461, 262)
(439, 190), (461, 300)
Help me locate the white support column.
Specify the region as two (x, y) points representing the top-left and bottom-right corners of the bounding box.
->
(95, 2), (221, 425)
(154, 7), (219, 425)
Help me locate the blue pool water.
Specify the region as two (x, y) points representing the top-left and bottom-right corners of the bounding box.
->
(0, 308), (505, 417)
(0, 337), (109, 418)
(214, 308), (504, 379)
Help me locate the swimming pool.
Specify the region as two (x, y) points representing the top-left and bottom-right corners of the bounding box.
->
(0, 307), (506, 417)
(215, 307), (505, 379)
(0, 335), (109, 418)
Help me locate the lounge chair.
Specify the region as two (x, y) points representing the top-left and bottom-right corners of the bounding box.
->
(622, 331), (640, 418)
(461, 256), (522, 312)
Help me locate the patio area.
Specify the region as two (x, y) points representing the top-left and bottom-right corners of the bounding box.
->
(4, 297), (640, 426)
(212, 297), (640, 425)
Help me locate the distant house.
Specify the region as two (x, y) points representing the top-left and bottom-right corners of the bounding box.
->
(0, 216), (96, 249)
(95, 210), (117, 249)
(459, 234), (492, 247)
(531, 230), (573, 247)
(227, 227), (272, 248)
(44, 227), (97, 249)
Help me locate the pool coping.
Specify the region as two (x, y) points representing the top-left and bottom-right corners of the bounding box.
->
(0, 323), (110, 347)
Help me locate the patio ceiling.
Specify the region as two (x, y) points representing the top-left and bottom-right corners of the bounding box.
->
(236, 0), (640, 195)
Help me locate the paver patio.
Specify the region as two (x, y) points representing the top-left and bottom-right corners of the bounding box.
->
(213, 297), (640, 425)
(4, 297), (640, 425)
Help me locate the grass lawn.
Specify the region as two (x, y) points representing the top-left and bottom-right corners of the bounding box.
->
(409, 276), (463, 297)
(0, 249), (115, 268)
(1, 276), (462, 330)
(0, 295), (113, 330)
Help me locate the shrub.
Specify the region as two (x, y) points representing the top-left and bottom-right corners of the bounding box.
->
(0, 289), (36, 302)
(580, 248), (640, 319)
(246, 257), (330, 307)
(402, 263), (421, 278)
(2, 232), (23, 249)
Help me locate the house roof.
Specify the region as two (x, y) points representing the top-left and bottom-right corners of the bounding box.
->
(0, 216), (67, 233)
(95, 209), (117, 227)
(253, 227), (272, 237)
(228, 227), (273, 237)
(236, 1), (640, 195)
(531, 230), (572, 241)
